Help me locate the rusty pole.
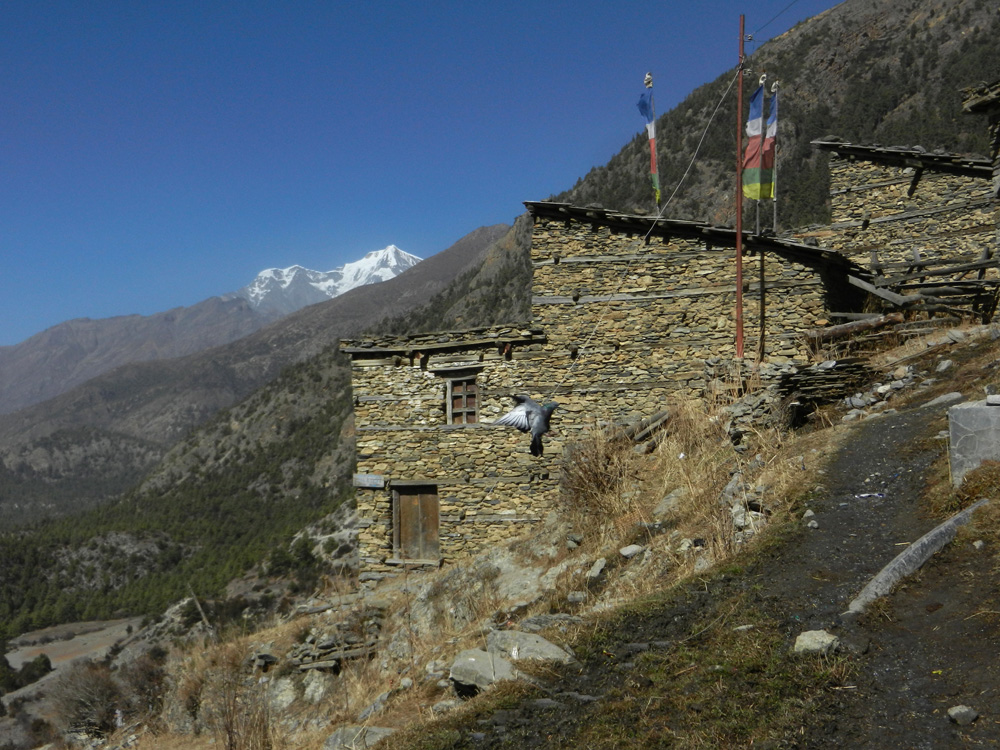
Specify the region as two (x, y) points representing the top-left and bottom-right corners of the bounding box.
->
(735, 15), (745, 358)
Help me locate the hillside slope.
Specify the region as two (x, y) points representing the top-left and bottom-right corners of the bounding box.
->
(0, 297), (279, 416)
(0, 223), (509, 525)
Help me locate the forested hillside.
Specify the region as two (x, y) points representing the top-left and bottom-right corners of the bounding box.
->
(0, 348), (353, 637)
(557, 0), (999, 230)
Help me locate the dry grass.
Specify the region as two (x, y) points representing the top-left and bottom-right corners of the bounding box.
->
(137, 365), (854, 750)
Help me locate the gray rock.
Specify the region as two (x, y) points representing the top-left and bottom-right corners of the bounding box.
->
(586, 558), (606, 580)
(792, 630), (839, 656)
(721, 473), (744, 501)
(267, 677), (298, 712)
(935, 359), (953, 373)
(558, 691), (601, 703)
(303, 670), (331, 704)
(432, 699), (463, 715)
(518, 613), (584, 633)
(324, 726), (396, 749)
(357, 690), (391, 721)
(653, 488), (686, 517)
(947, 705), (978, 725)
(567, 590), (587, 603)
(486, 629), (575, 664)
(923, 391), (963, 408)
(619, 544), (645, 559)
(449, 649), (520, 690)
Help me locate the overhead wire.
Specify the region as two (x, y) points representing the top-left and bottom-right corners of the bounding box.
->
(541, 65), (745, 404)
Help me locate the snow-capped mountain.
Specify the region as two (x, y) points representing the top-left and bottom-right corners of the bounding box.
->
(233, 245), (422, 317)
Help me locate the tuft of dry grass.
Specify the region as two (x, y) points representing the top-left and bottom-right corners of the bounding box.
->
(560, 424), (648, 539)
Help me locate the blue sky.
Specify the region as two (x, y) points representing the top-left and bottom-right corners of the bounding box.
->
(0, 0), (839, 346)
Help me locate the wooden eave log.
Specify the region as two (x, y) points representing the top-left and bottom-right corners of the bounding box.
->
(805, 313), (904, 344)
(621, 409), (671, 443)
(847, 275), (969, 316)
(873, 258), (999, 285)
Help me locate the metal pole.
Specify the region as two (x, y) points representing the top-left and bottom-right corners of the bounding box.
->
(772, 81), (779, 233)
(735, 15), (745, 359)
(755, 74), (767, 237)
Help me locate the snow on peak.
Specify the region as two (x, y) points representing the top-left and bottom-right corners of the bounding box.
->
(234, 245), (422, 316)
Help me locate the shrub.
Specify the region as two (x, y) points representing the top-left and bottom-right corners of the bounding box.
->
(49, 661), (122, 737)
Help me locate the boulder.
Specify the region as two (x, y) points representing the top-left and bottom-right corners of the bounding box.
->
(586, 558), (606, 580)
(267, 677), (298, 712)
(324, 725), (395, 749)
(792, 630), (839, 656)
(449, 649), (520, 691)
(486, 630), (575, 664)
(947, 705), (978, 726)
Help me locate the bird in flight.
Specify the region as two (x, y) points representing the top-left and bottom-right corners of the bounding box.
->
(493, 395), (558, 456)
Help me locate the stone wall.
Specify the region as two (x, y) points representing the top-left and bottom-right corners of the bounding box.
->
(343, 327), (562, 571)
(528, 212), (857, 424)
(816, 160), (995, 266)
(345, 211), (860, 572)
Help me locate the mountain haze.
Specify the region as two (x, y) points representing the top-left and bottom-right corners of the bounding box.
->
(0, 224), (508, 525)
(0, 247), (420, 416)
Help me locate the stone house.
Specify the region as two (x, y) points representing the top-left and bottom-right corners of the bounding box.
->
(342, 210), (868, 572)
(799, 82), (1000, 321)
(342, 81), (1000, 574)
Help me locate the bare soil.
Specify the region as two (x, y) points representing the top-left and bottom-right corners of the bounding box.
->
(406, 376), (1000, 747)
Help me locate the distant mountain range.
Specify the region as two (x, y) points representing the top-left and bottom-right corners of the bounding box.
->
(229, 245), (422, 317)
(0, 224), (509, 525)
(0, 245), (422, 415)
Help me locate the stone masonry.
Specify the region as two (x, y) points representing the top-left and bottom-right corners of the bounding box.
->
(343, 208), (864, 572)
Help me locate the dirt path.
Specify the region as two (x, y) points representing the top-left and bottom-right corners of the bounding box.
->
(785, 402), (1000, 748)
(413, 391), (1000, 748)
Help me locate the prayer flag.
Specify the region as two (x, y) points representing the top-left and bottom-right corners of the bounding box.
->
(637, 90), (661, 205)
(742, 85), (777, 200)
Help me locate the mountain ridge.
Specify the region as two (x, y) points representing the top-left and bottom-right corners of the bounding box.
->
(2, 0), (999, 645)
(0, 246), (420, 416)
(0, 223), (510, 525)
(229, 244), (422, 317)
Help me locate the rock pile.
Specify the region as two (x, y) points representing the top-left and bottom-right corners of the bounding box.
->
(286, 602), (388, 672)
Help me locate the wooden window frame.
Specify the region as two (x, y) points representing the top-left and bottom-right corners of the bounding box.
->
(446, 376), (479, 425)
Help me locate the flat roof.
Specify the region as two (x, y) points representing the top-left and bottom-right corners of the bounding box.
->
(523, 200), (859, 269)
(810, 139), (991, 179)
(962, 81), (1000, 113)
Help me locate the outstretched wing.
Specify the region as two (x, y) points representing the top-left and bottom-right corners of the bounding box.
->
(493, 395), (537, 433)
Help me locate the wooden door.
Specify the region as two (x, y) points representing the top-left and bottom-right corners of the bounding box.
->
(395, 486), (439, 561)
